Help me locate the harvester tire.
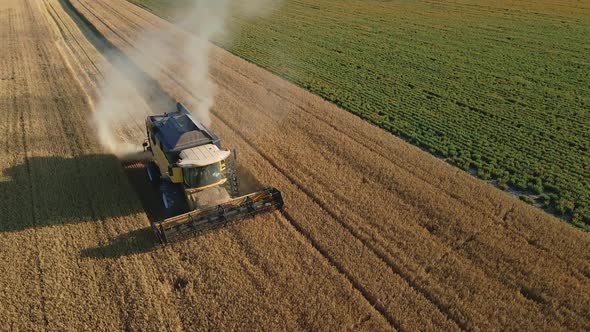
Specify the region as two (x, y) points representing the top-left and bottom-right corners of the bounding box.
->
(146, 161), (161, 187)
(160, 183), (184, 217)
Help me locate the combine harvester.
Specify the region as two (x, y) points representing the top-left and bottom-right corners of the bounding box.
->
(142, 102), (284, 243)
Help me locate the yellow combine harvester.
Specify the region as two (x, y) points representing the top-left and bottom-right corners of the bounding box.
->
(142, 102), (284, 243)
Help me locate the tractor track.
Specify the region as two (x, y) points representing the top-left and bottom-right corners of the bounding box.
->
(212, 109), (463, 329)
(20, 102), (50, 332)
(43, 0), (127, 264)
(44, 0), (103, 82)
(37, 7), (133, 327)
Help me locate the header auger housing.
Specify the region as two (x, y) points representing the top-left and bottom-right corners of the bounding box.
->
(143, 102), (284, 243)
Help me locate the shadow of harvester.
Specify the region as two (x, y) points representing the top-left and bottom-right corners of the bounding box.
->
(1, 153), (269, 259)
(80, 227), (159, 259)
(79, 159), (166, 259)
(0, 154), (162, 256)
(0, 154), (146, 232)
(80, 161), (268, 259)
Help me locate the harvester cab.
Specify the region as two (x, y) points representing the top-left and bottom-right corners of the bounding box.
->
(143, 102), (284, 243)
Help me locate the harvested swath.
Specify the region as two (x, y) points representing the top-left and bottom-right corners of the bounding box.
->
(67, 0), (590, 330)
(0, 0), (391, 330)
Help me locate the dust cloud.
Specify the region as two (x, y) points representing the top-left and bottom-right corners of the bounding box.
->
(93, 0), (282, 156)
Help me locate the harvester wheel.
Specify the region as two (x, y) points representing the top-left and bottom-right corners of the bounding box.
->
(160, 183), (184, 217)
(146, 161), (161, 187)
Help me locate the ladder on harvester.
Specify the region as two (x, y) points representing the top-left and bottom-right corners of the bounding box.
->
(224, 149), (239, 198)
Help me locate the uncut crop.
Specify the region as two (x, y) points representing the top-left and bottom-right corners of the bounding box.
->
(132, 0), (590, 227)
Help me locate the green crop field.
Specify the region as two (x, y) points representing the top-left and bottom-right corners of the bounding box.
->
(130, 0), (590, 228)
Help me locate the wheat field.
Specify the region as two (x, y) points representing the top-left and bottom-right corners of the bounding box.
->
(0, 0), (588, 330)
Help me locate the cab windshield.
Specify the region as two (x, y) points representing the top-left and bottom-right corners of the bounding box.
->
(183, 163), (224, 188)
